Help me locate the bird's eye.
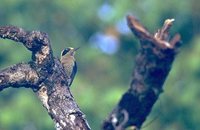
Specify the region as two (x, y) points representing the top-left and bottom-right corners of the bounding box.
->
(61, 48), (70, 56)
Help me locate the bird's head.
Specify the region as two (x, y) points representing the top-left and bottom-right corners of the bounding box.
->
(61, 47), (80, 57)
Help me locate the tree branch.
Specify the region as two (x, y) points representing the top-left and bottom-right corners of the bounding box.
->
(102, 15), (181, 130)
(0, 26), (54, 79)
(0, 63), (39, 91)
(0, 15), (181, 130)
(0, 26), (90, 130)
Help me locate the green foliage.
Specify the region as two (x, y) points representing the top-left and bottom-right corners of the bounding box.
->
(0, 0), (199, 130)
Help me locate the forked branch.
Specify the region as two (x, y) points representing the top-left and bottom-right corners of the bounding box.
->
(0, 15), (181, 130)
(0, 26), (90, 130)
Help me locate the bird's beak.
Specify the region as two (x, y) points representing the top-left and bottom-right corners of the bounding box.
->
(71, 47), (80, 56)
(73, 47), (80, 52)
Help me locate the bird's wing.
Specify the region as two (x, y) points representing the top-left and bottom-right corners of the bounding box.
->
(69, 61), (77, 86)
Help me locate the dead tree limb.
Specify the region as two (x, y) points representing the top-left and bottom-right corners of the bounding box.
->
(0, 63), (39, 91)
(0, 15), (181, 130)
(102, 15), (181, 130)
(0, 26), (90, 130)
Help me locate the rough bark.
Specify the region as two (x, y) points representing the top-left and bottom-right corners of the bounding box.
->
(102, 15), (181, 130)
(0, 26), (90, 130)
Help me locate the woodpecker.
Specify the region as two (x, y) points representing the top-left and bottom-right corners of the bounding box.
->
(60, 47), (79, 86)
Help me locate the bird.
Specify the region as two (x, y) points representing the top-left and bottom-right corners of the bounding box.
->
(60, 47), (79, 86)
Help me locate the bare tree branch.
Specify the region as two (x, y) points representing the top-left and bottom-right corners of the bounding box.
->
(0, 26), (54, 78)
(0, 15), (182, 130)
(102, 15), (181, 130)
(0, 26), (90, 130)
(0, 63), (39, 91)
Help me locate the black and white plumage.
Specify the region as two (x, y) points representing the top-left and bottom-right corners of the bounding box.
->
(60, 47), (79, 86)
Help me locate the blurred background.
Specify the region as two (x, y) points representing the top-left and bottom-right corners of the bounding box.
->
(0, 0), (199, 130)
